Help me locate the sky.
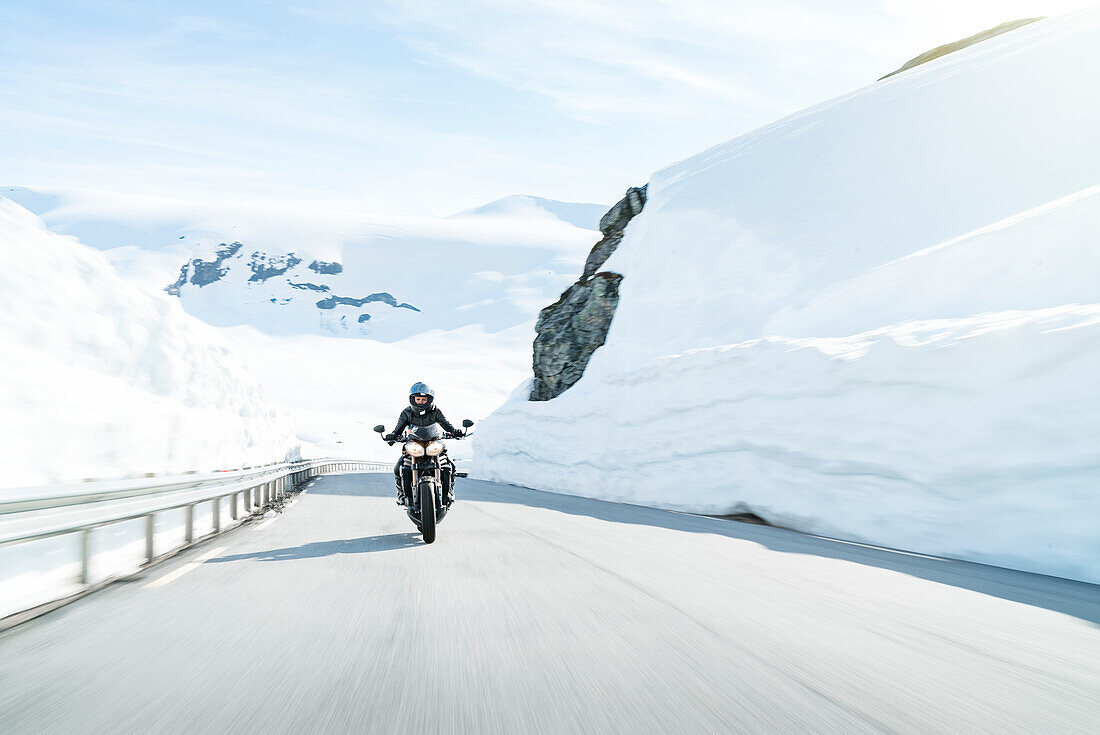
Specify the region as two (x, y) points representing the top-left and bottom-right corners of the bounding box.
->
(1, 0), (1095, 217)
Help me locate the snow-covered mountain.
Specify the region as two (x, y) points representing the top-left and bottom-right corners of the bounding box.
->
(473, 11), (1100, 583)
(6, 188), (603, 341)
(0, 199), (299, 487)
(447, 195), (607, 231)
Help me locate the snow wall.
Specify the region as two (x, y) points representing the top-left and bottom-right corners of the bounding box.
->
(0, 199), (299, 488)
(474, 10), (1100, 584)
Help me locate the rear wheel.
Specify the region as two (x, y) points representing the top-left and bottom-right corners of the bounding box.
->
(419, 479), (437, 544)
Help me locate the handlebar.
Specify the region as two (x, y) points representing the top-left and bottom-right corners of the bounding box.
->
(379, 432), (469, 444)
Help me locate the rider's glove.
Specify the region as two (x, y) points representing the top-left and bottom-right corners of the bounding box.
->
(452, 428), (465, 438)
(383, 433), (397, 443)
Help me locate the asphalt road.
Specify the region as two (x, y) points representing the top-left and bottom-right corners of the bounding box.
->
(1, 472), (1098, 734)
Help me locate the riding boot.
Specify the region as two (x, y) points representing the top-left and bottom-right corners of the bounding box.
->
(443, 467), (455, 506)
(398, 468), (411, 501)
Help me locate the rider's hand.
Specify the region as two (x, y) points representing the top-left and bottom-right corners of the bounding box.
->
(383, 433), (397, 443)
(452, 428), (465, 438)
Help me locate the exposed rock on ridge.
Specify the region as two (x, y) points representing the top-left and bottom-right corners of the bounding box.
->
(879, 18), (1043, 80)
(315, 293), (420, 311)
(165, 242), (243, 295)
(249, 252), (302, 282)
(530, 185), (646, 401)
(582, 186), (646, 280)
(308, 260), (343, 275)
(164, 244), (418, 333)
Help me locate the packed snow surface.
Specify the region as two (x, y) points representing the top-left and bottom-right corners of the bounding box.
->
(0, 200), (299, 488)
(475, 11), (1100, 583)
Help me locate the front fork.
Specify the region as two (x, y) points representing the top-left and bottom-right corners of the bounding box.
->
(408, 462), (443, 512)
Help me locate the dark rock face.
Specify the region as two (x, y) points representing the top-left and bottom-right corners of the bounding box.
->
(165, 242), (243, 295)
(529, 186), (646, 401)
(309, 260), (343, 275)
(357, 314), (371, 323)
(582, 185), (646, 280)
(249, 252), (302, 282)
(530, 273), (623, 401)
(879, 18), (1042, 80)
(315, 292), (420, 311)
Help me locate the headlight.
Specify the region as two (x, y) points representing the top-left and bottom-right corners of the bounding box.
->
(404, 442), (425, 457)
(426, 441), (444, 456)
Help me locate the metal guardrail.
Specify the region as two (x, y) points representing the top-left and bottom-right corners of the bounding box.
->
(0, 458), (391, 625)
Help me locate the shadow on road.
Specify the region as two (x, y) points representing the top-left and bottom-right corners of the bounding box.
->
(209, 533), (423, 562)
(310, 472), (1100, 625)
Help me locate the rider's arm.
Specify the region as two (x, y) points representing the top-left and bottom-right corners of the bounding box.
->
(433, 408), (458, 435)
(390, 409), (410, 437)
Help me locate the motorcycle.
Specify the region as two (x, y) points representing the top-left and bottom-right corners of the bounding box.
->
(373, 419), (473, 544)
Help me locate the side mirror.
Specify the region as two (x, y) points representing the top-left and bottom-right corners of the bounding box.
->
(373, 425), (385, 433)
(462, 419), (474, 428)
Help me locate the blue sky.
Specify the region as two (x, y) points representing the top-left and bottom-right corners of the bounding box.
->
(1, 0), (1091, 216)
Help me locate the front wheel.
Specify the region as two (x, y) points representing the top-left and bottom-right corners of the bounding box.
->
(419, 479), (437, 544)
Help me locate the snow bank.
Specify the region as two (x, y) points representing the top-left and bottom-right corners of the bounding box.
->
(475, 11), (1100, 583)
(0, 199), (299, 488)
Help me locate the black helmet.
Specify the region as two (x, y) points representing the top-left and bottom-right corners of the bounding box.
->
(409, 381), (435, 414)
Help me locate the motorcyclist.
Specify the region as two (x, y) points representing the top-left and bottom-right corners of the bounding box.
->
(383, 382), (463, 506)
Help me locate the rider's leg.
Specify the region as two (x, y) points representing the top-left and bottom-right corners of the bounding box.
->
(401, 465), (414, 504)
(441, 458), (455, 505)
(393, 460), (405, 504)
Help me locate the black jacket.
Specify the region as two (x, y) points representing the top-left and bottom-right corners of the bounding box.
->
(392, 405), (458, 436)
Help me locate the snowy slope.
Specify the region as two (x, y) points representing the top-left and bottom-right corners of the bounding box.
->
(474, 11), (1100, 583)
(0, 199), (299, 488)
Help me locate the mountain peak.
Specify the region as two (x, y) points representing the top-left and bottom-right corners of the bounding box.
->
(447, 195), (607, 231)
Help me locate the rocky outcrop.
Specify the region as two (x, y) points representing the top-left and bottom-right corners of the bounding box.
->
(879, 18), (1042, 80)
(308, 260), (343, 275)
(287, 281), (331, 292)
(248, 252), (302, 282)
(581, 185), (646, 281)
(530, 273), (623, 401)
(315, 293), (420, 311)
(165, 242), (243, 295)
(529, 186), (646, 401)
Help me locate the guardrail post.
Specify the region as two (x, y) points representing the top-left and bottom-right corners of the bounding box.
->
(213, 497), (221, 533)
(185, 504), (194, 545)
(145, 513), (155, 564)
(230, 492), (237, 520)
(80, 528), (91, 585)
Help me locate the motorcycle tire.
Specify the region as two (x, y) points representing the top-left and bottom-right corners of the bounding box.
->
(419, 479), (437, 544)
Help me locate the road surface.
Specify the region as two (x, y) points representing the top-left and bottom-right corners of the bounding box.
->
(1, 472), (1098, 733)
